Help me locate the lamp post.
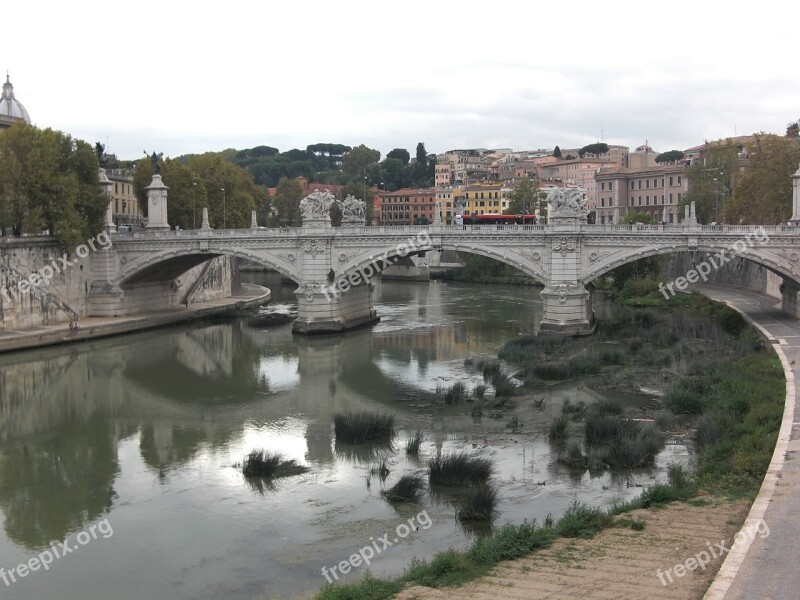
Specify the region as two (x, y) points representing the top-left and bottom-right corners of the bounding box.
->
(221, 185), (226, 229)
(192, 180), (197, 229)
(713, 176), (719, 224)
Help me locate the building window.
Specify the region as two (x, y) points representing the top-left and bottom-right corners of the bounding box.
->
(601, 182), (605, 191)
(638, 181), (642, 189)
(609, 182), (613, 191)
(646, 180), (650, 189)
(646, 196), (650, 205)
(677, 192), (682, 201)
(669, 176), (674, 186)
(638, 197), (642, 206)
(677, 176), (682, 185)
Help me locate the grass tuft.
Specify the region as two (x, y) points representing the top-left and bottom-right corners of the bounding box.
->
(381, 473), (426, 503)
(240, 449), (309, 478)
(333, 412), (395, 444)
(429, 452), (494, 486)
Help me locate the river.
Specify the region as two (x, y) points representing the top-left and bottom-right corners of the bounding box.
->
(0, 274), (734, 599)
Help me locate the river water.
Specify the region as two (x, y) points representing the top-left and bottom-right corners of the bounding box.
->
(0, 274), (733, 599)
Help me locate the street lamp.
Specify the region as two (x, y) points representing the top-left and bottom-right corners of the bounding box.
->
(221, 185), (226, 229)
(192, 180), (197, 229)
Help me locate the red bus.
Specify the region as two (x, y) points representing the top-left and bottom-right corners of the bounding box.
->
(456, 213), (537, 225)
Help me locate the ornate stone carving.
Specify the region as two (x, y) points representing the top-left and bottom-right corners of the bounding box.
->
(303, 240), (325, 256)
(548, 188), (589, 223)
(552, 237), (576, 256)
(339, 195), (366, 225)
(300, 189), (336, 226)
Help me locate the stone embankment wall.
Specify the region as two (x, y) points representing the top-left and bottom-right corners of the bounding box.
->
(1, 237), (239, 330)
(661, 252), (782, 299)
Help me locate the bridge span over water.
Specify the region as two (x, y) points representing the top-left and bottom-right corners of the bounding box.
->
(91, 216), (800, 335)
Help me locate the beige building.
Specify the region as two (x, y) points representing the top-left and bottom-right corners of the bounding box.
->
(107, 170), (145, 227)
(594, 164), (687, 224)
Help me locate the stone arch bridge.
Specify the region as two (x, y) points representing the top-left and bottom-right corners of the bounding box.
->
(90, 217), (800, 335)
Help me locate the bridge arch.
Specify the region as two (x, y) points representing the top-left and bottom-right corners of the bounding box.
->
(583, 243), (800, 286)
(335, 241), (548, 285)
(115, 247), (302, 288)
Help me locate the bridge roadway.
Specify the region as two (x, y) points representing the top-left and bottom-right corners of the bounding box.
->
(95, 222), (800, 334)
(695, 285), (800, 600)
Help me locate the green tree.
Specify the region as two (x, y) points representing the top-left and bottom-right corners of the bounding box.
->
(579, 142), (609, 157)
(342, 144), (380, 180)
(414, 142), (429, 185)
(271, 177), (304, 226)
(620, 211), (657, 224)
(680, 140), (740, 224)
(655, 150), (685, 164)
(726, 135), (800, 224)
(134, 153), (267, 229)
(0, 123), (106, 249)
(553, 146), (562, 158)
(786, 120), (799, 139)
(505, 177), (539, 214)
(387, 148), (410, 164)
(380, 158), (409, 191)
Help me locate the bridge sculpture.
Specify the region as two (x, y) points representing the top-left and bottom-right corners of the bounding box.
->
(90, 168), (800, 335)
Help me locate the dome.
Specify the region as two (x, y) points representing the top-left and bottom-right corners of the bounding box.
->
(0, 74), (31, 128)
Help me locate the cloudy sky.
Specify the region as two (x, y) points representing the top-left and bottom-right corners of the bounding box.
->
(5, 1), (798, 161)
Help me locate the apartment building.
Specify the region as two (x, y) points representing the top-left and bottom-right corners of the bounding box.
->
(462, 184), (512, 215)
(379, 188), (438, 225)
(594, 164), (687, 224)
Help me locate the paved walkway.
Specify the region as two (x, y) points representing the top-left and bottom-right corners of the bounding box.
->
(0, 283), (270, 354)
(693, 286), (800, 600)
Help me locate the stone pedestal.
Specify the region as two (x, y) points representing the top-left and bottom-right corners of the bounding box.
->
(791, 164), (800, 223)
(145, 174), (170, 229)
(539, 283), (596, 335)
(99, 168), (116, 233)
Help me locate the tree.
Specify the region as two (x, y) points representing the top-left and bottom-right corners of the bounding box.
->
(655, 150), (685, 164)
(680, 140), (741, 224)
(414, 142), (428, 185)
(380, 158), (409, 191)
(579, 143), (609, 157)
(726, 135), (800, 224)
(134, 152), (267, 229)
(553, 146), (562, 158)
(0, 123), (106, 249)
(786, 120), (799, 139)
(271, 177), (304, 226)
(620, 211), (657, 224)
(505, 177), (540, 214)
(387, 148), (410, 164)
(342, 144), (380, 179)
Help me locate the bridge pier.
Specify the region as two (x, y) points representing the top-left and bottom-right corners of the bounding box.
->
(539, 283), (596, 335)
(292, 281), (379, 334)
(782, 278), (800, 319)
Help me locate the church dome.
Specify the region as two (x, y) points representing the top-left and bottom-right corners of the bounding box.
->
(0, 74), (31, 128)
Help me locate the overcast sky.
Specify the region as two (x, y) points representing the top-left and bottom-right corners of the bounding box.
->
(5, 1), (798, 161)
